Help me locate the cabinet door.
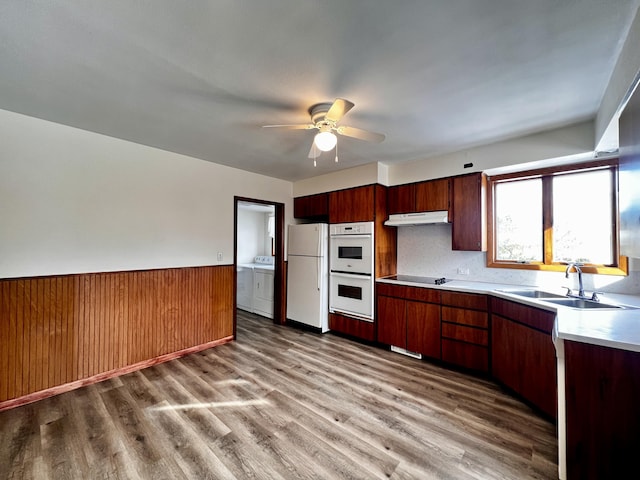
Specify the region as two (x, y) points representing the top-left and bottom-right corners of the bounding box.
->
(406, 301), (440, 359)
(294, 193), (329, 220)
(565, 341), (640, 480)
(451, 173), (486, 251)
(329, 185), (375, 223)
(387, 184), (416, 214)
(377, 296), (406, 348)
(492, 314), (556, 418)
(255, 271), (274, 300)
(415, 178), (450, 212)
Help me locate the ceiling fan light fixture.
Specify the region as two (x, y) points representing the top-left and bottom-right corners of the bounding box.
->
(314, 131), (337, 151)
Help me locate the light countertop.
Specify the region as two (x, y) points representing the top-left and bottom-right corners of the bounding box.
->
(376, 276), (640, 353)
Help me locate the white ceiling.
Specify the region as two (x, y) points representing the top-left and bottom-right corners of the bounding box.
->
(1, 1), (638, 182)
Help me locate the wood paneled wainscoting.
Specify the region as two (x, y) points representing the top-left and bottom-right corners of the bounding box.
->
(0, 265), (234, 410)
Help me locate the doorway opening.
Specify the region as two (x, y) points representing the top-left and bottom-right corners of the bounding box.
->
(234, 197), (285, 336)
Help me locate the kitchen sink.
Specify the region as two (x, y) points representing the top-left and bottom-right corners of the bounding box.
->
(540, 298), (625, 309)
(499, 289), (635, 310)
(499, 289), (566, 299)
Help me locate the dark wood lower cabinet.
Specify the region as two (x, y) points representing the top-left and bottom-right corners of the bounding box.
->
(441, 339), (488, 372)
(376, 284), (441, 359)
(440, 293), (489, 373)
(492, 315), (556, 418)
(329, 313), (376, 341)
(377, 296), (406, 347)
(564, 341), (640, 480)
(406, 301), (440, 358)
(491, 298), (556, 419)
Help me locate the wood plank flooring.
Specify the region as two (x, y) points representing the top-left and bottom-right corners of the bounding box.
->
(0, 311), (558, 479)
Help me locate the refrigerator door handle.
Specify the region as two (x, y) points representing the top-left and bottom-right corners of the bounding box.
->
(317, 256), (321, 291)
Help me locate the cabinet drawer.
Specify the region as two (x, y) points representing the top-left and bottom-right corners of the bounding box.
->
(441, 306), (488, 328)
(376, 283), (440, 303)
(490, 298), (556, 333)
(441, 339), (489, 373)
(441, 291), (488, 311)
(442, 323), (488, 346)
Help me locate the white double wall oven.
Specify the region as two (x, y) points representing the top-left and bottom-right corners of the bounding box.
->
(329, 222), (375, 321)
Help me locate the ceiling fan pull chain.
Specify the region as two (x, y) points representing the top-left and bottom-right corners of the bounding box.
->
(335, 141), (339, 163)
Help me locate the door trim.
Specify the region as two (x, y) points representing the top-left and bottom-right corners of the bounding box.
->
(234, 197), (286, 335)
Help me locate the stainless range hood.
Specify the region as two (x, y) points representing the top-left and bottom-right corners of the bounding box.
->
(384, 211), (449, 226)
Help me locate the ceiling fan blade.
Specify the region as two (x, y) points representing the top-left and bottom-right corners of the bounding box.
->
(308, 143), (321, 159)
(337, 125), (385, 143)
(262, 124), (315, 130)
(324, 98), (355, 123)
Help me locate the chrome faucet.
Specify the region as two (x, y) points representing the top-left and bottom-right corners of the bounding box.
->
(565, 262), (585, 298)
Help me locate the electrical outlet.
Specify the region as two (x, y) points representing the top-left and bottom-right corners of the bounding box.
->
(457, 267), (470, 275)
(217, 252), (223, 261)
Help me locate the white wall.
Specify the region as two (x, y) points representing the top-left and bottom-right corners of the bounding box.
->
(397, 225), (640, 295)
(237, 209), (273, 264)
(237, 210), (264, 264)
(293, 162), (387, 197)
(386, 121), (595, 186)
(0, 109), (293, 279)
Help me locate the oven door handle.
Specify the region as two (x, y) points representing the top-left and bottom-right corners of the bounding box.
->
(330, 272), (372, 280)
(330, 234), (372, 239)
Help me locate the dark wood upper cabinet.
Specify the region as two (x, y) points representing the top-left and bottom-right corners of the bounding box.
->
(293, 193), (329, 220)
(619, 77), (640, 258)
(451, 173), (486, 251)
(415, 178), (450, 212)
(329, 185), (375, 223)
(387, 184), (416, 215)
(387, 178), (450, 215)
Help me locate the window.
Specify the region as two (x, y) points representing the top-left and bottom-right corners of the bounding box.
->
(487, 160), (627, 275)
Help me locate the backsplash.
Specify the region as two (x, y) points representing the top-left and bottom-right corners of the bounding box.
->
(396, 224), (640, 295)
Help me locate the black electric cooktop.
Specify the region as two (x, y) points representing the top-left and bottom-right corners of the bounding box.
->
(385, 275), (450, 285)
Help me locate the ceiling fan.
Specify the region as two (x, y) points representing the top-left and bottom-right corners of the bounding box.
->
(262, 98), (385, 165)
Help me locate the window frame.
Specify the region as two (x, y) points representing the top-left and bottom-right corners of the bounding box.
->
(487, 159), (627, 276)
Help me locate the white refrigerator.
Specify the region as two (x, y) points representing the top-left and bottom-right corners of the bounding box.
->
(286, 223), (329, 332)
